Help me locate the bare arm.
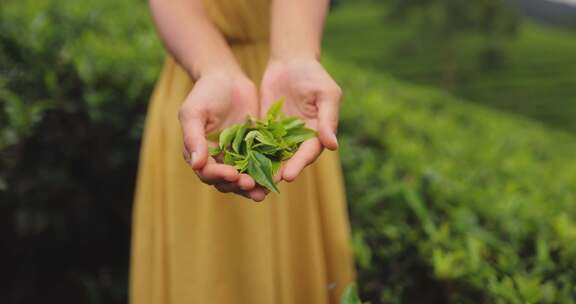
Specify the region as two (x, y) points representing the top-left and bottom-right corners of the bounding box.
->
(261, 0), (342, 182)
(269, 0), (329, 61)
(149, 0), (267, 201)
(149, 0), (241, 79)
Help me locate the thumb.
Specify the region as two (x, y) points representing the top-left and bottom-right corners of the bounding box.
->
(180, 111), (208, 170)
(317, 91), (341, 151)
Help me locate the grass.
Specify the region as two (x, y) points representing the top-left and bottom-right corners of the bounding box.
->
(323, 2), (576, 133)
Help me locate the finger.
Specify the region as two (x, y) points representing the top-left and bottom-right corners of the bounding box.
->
(282, 138), (323, 182)
(214, 183), (253, 200)
(216, 182), (267, 202)
(195, 161), (239, 184)
(214, 182), (243, 194)
(238, 173), (256, 191)
(248, 187), (268, 202)
(181, 111), (208, 169)
(317, 89), (341, 151)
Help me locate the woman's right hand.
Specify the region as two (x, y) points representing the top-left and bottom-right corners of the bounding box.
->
(179, 70), (269, 202)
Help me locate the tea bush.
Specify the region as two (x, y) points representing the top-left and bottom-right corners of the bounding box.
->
(2, 0), (576, 303)
(0, 0), (161, 302)
(329, 61), (576, 303)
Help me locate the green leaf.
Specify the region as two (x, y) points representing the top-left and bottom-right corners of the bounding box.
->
(269, 120), (288, 139)
(281, 117), (305, 130)
(244, 130), (260, 149)
(266, 97), (285, 121)
(208, 147), (221, 156)
(219, 124), (240, 149)
(232, 121), (248, 153)
(223, 151), (235, 166)
(207, 103), (317, 195)
(226, 150), (245, 159)
(280, 150), (295, 161)
(255, 120), (268, 129)
(271, 159), (281, 176)
(284, 128), (317, 146)
(254, 144), (281, 156)
(234, 158), (249, 172)
(256, 129), (278, 146)
(340, 283), (362, 304)
(248, 151), (279, 193)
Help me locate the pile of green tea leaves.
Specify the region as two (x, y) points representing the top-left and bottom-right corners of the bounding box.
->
(209, 99), (316, 193)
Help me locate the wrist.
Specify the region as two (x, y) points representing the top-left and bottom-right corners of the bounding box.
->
(196, 67), (247, 84)
(266, 56), (323, 72)
(270, 48), (320, 63)
(187, 44), (244, 80)
(270, 32), (321, 63)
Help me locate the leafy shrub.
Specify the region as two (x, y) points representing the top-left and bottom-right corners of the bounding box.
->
(328, 60), (576, 303)
(0, 0), (161, 302)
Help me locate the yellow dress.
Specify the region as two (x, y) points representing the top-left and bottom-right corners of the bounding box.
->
(129, 0), (355, 303)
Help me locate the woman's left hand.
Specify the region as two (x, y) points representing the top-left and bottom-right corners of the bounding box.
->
(260, 58), (342, 182)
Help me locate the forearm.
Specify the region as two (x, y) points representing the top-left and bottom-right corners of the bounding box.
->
(269, 0), (330, 61)
(149, 0), (241, 79)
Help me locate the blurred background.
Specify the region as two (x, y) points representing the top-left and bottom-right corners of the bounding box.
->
(1, 0), (575, 303)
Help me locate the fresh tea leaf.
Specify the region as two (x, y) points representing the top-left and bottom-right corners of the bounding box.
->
(232, 121), (248, 153)
(266, 97), (285, 121)
(244, 130), (260, 149)
(280, 150), (295, 161)
(219, 124), (240, 149)
(271, 159), (281, 176)
(254, 144), (281, 156)
(225, 150), (245, 159)
(253, 151), (280, 192)
(248, 152), (279, 193)
(209, 147), (221, 156)
(223, 151), (235, 166)
(284, 128), (317, 146)
(256, 129), (278, 146)
(269, 120), (288, 139)
(281, 117), (305, 130)
(234, 159), (248, 172)
(208, 97), (317, 194)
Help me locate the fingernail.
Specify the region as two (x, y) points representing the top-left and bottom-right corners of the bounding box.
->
(332, 133), (339, 147)
(191, 152), (197, 165)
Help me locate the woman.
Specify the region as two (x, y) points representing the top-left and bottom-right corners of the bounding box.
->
(130, 0), (355, 303)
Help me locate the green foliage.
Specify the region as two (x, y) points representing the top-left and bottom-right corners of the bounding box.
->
(341, 283), (364, 304)
(210, 99), (316, 192)
(0, 0), (162, 149)
(0, 0), (162, 302)
(326, 58), (576, 303)
(386, 0), (519, 38)
(323, 3), (576, 133)
(384, 0), (519, 84)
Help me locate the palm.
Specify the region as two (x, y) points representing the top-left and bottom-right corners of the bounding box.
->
(260, 59), (342, 181)
(180, 72), (268, 202)
(261, 62), (320, 126)
(186, 73), (258, 136)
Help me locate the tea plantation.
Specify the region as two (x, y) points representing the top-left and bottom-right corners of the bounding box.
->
(1, 0), (576, 303)
(324, 2), (576, 134)
(330, 60), (576, 303)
